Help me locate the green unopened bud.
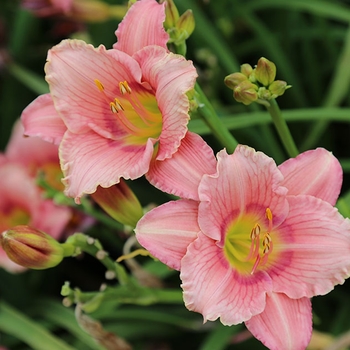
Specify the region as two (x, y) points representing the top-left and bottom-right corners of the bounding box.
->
(255, 57), (276, 86)
(91, 180), (143, 228)
(0, 226), (66, 269)
(176, 10), (195, 39)
(163, 0), (179, 29)
(233, 81), (258, 105)
(268, 80), (291, 98)
(240, 63), (253, 78)
(224, 72), (248, 90)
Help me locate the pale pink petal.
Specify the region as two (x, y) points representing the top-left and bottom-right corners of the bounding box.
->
(113, 0), (169, 56)
(6, 120), (59, 167)
(147, 132), (216, 200)
(51, 0), (72, 13)
(21, 93), (66, 145)
(279, 148), (342, 205)
(134, 46), (197, 160)
(135, 200), (200, 270)
(198, 146), (289, 243)
(31, 200), (72, 240)
(46, 39), (143, 138)
(0, 249), (26, 273)
(245, 293), (312, 350)
(181, 232), (272, 325)
(269, 195), (350, 298)
(60, 130), (155, 202)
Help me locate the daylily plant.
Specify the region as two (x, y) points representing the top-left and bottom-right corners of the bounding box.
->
(136, 133), (350, 350)
(21, 0), (197, 202)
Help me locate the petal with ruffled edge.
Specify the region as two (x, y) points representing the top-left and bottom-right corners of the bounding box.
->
(245, 293), (312, 350)
(21, 93), (66, 145)
(60, 129), (155, 202)
(198, 146), (289, 243)
(135, 199), (199, 270)
(113, 0), (169, 56)
(269, 195), (350, 299)
(46, 39), (144, 138)
(181, 232), (272, 325)
(147, 132), (216, 200)
(6, 120), (59, 168)
(279, 148), (342, 205)
(134, 46), (197, 160)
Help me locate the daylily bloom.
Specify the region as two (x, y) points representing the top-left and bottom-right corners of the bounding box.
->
(0, 160), (71, 272)
(21, 0), (197, 203)
(136, 133), (350, 350)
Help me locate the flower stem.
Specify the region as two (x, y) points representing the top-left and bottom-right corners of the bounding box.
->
(265, 99), (299, 158)
(66, 233), (129, 285)
(195, 83), (239, 153)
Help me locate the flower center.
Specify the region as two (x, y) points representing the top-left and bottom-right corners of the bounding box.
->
(223, 208), (274, 275)
(0, 207), (30, 233)
(94, 79), (163, 143)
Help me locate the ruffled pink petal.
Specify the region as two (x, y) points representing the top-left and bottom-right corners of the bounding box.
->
(46, 39), (143, 138)
(134, 46), (197, 160)
(60, 129), (154, 202)
(135, 199), (200, 270)
(269, 195), (350, 298)
(198, 146), (289, 243)
(146, 132), (216, 200)
(245, 293), (312, 350)
(21, 93), (66, 145)
(279, 148), (342, 205)
(181, 232), (272, 325)
(113, 0), (169, 56)
(6, 120), (59, 168)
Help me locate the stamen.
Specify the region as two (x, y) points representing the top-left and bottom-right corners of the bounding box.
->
(247, 209), (274, 274)
(94, 79), (104, 92)
(119, 81), (132, 95)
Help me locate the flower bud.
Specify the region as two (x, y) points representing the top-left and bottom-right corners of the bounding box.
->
(255, 57), (276, 86)
(240, 63), (253, 78)
(0, 225), (65, 269)
(91, 180), (143, 228)
(233, 81), (258, 105)
(176, 9), (195, 39)
(268, 80), (291, 98)
(163, 0), (179, 29)
(224, 72), (248, 90)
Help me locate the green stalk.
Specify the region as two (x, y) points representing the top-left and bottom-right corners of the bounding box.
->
(265, 99), (299, 157)
(195, 83), (238, 153)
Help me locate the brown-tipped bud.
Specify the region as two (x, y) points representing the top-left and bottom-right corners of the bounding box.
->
(255, 57), (276, 86)
(233, 81), (258, 105)
(240, 63), (253, 78)
(164, 0), (179, 29)
(0, 226), (65, 269)
(268, 80), (291, 98)
(176, 9), (195, 38)
(91, 180), (143, 228)
(224, 72), (248, 90)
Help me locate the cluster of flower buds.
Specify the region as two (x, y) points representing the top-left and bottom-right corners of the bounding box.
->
(162, 0), (195, 52)
(224, 57), (291, 105)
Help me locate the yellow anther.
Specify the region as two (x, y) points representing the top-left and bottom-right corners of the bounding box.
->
(250, 223), (261, 240)
(119, 80), (132, 95)
(262, 232), (272, 248)
(266, 208), (272, 221)
(94, 79), (104, 92)
(113, 98), (124, 111)
(110, 102), (119, 114)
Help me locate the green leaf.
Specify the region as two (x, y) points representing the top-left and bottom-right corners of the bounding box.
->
(0, 301), (75, 350)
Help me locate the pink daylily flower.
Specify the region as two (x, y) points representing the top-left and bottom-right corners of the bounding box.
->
(136, 133), (350, 350)
(0, 121), (72, 272)
(21, 0), (197, 203)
